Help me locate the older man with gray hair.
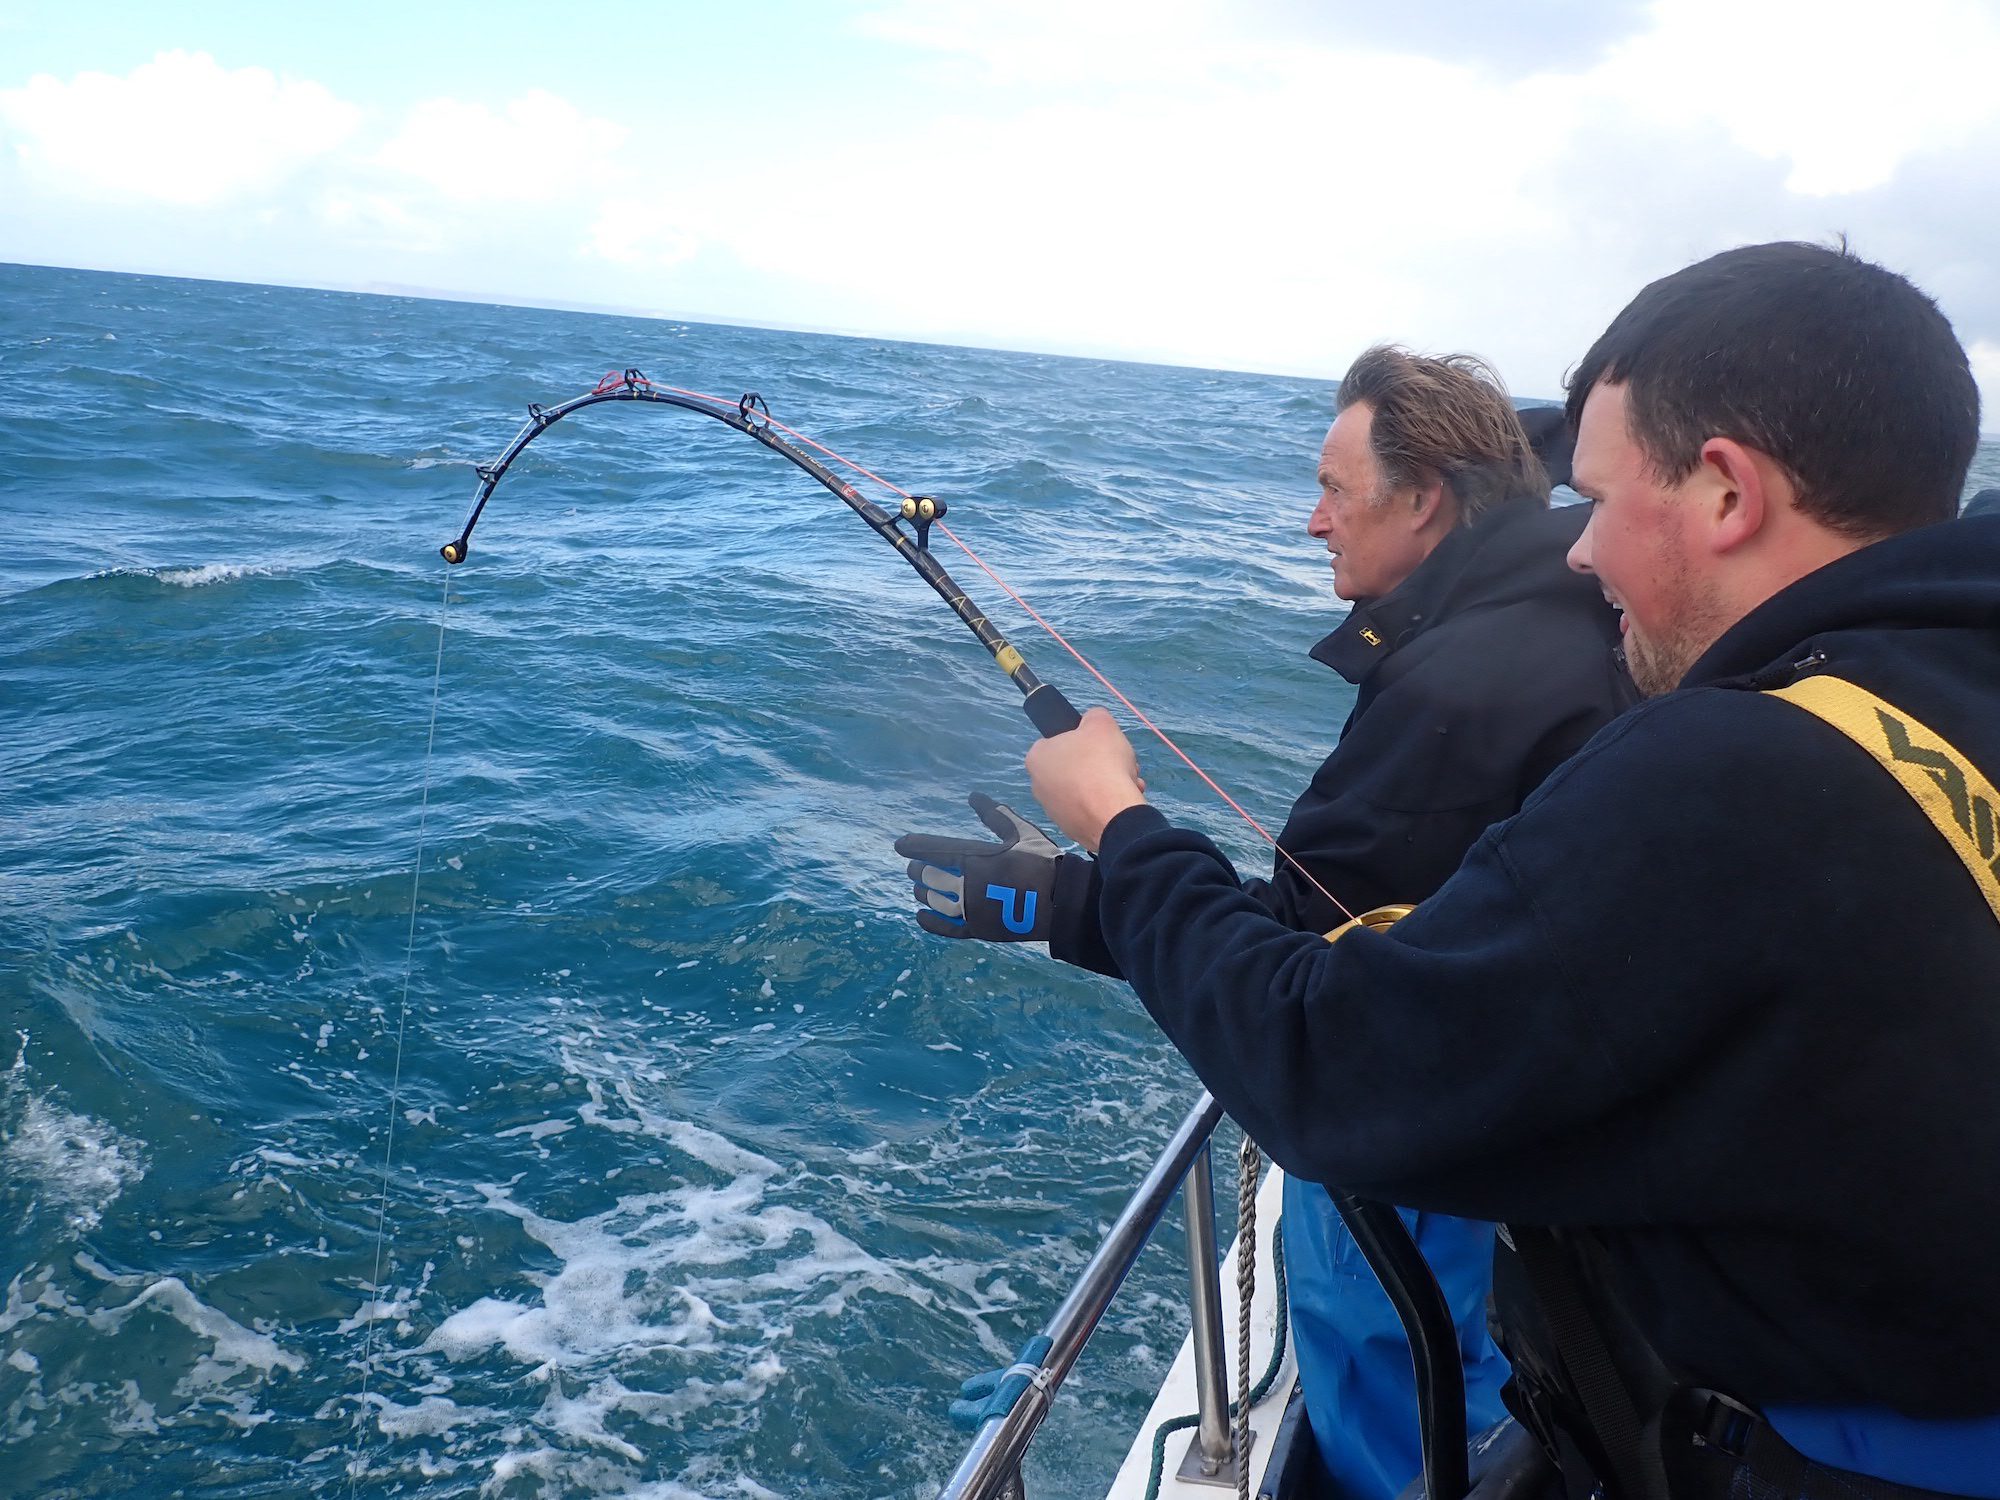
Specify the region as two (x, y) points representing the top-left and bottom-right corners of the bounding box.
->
(900, 346), (1631, 1497)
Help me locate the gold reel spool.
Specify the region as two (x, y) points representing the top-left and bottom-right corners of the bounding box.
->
(1323, 903), (1415, 944)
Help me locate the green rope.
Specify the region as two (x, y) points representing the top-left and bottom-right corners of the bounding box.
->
(1142, 1221), (1289, 1500)
(1145, 1413), (1206, 1500)
(1248, 1224), (1289, 1405)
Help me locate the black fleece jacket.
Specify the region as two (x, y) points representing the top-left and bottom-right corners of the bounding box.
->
(1051, 497), (1632, 970)
(1091, 515), (2000, 1416)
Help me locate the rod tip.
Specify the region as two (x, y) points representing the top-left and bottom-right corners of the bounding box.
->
(440, 541), (465, 564)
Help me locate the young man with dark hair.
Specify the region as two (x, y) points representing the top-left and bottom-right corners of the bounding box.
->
(1020, 243), (2000, 1497)
(899, 347), (1632, 1497)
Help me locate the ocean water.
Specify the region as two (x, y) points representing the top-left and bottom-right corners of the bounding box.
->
(0, 262), (1351, 1500)
(6, 263), (1998, 1500)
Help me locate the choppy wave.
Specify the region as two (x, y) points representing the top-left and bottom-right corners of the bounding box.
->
(75, 562), (281, 589)
(2, 1037), (148, 1233)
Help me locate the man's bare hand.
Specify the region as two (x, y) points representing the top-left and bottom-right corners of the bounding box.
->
(1024, 707), (1148, 853)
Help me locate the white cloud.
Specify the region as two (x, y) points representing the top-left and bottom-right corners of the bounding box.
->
(1970, 342), (2000, 419)
(856, 0), (1224, 88)
(652, 6), (1578, 372)
(315, 186), (449, 256)
(585, 197), (702, 270)
(1591, 0), (2000, 196)
(3, 15), (1997, 425)
(374, 89), (628, 205)
(806, 0), (2000, 413)
(0, 50), (358, 207)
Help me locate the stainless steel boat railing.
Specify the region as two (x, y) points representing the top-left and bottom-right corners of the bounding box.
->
(936, 1090), (1241, 1500)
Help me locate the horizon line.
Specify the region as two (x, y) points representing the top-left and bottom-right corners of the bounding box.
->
(2, 254), (1375, 391)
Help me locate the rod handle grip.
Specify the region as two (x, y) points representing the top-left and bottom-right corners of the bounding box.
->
(1022, 684), (1083, 738)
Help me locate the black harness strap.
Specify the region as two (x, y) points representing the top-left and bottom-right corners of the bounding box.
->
(1504, 1229), (1975, 1500)
(1506, 1225), (1667, 1500)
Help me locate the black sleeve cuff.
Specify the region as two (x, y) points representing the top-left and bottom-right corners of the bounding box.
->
(1096, 804), (1173, 867)
(1047, 853), (1124, 978)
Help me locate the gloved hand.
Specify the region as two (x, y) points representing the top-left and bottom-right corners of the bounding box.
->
(895, 792), (1061, 941)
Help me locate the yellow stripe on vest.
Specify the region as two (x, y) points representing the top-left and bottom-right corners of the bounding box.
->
(1766, 674), (2000, 922)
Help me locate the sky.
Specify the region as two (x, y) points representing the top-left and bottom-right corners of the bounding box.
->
(3, 0), (1998, 417)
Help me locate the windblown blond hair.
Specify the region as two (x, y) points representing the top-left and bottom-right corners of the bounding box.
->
(1335, 346), (1547, 521)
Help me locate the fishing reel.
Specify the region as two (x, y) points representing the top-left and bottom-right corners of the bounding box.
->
(900, 495), (947, 550)
(1323, 903), (1415, 943)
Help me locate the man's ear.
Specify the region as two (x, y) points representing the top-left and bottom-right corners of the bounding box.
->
(1698, 437), (1771, 556)
(1407, 473), (1451, 531)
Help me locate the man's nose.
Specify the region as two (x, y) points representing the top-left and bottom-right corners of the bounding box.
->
(1567, 510), (1596, 575)
(1307, 495), (1332, 538)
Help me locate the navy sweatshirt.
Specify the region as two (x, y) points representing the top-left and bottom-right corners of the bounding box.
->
(1051, 497), (1632, 969)
(1091, 515), (2000, 1416)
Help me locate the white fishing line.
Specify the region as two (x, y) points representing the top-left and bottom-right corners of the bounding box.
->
(348, 568), (449, 1487)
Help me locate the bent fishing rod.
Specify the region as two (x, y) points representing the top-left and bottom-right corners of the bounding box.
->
(442, 369), (1349, 915)
(432, 368), (1473, 1500)
(440, 368), (1082, 738)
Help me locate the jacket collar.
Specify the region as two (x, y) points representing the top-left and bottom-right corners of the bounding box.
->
(1310, 496), (1588, 685)
(1683, 514), (2000, 690)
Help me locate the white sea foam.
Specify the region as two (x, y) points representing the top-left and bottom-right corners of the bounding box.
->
(612, 1477), (783, 1500)
(0, 1254), (304, 1453)
(0, 1267), (65, 1336)
(338, 1293), (415, 1335)
(366, 1392), (498, 1439)
(495, 1119), (573, 1143)
(406, 1074), (997, 1488)
(79, 562), (279, 590)
(444, 1072), (1016, 1368)
(383, 1035), (1027, 1493)
(153, 563), (272, 588)
(77, 1258), (305, 1387)
(481, 1447), (652, 1496)
(2, 1040), (147, 1231)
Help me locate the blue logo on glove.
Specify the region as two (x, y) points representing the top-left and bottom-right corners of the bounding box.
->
(986, 884), (1038, 935)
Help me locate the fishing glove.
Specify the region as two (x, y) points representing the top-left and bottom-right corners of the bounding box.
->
(896, 792), (1062, 942)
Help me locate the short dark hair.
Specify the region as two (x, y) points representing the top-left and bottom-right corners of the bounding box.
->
(1336, 346), (1547, 522)
(1566, 241), (1979, 538)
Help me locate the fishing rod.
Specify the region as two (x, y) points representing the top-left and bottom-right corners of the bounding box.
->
(440, 368), (1082, 738)
(427, 369), (1474, 1500)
